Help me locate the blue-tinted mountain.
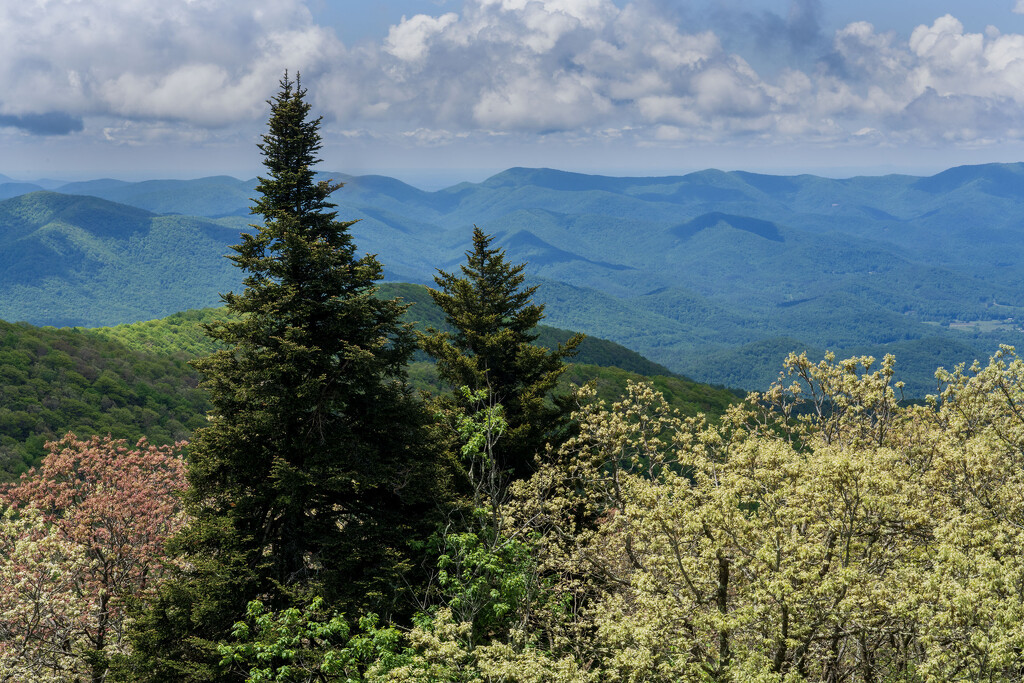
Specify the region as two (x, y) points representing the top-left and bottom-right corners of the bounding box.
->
(3, 163), (1024, 394)
(0, 182), (45, 200)
(0, 191), (249, 326)
(672, 212), (784, 242)
(56, 176), (258, 217)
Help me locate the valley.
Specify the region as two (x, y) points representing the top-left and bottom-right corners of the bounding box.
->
(3, 162), (1024, 395)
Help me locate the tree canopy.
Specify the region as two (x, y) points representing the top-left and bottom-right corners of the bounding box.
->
(8, 73), (1024, 683)
(0, 435), (186, 682)
(208, 349), (1024, 682)
(423, 227), (582, 483)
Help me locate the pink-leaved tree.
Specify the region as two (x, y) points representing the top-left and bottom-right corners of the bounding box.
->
(0, 434), (187, 682)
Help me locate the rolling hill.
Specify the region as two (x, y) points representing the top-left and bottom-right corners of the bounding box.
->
(0, 297), (737, 481)
(0, 318), (210, 480)
(2, 163), (1023, 394)
(0, 191), (250, 326)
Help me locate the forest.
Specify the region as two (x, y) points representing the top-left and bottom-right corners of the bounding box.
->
(2, 76), (1024, 683)
(0, 292), (736, 481)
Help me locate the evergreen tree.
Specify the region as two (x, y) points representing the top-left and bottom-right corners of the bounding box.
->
(423, 227), (582, 483)
(124, 74), (445, 682)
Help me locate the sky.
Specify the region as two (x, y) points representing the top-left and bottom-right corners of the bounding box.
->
(6, 0), (1024, 186)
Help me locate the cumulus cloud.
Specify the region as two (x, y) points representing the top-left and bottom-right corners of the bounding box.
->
(0, 0), (337, 133)
(327, 0), (1024, 147)
(473, 71), (613, 131)
(385, 13), (459, 62)
(824, 16), (1024, 140)
(6, 0), (1024, 151)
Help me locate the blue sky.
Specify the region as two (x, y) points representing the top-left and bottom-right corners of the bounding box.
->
(5, 0), (1024, 185)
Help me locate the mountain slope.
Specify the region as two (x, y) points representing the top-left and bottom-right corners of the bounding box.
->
(94, 283), (687, 382)
(0, 192), (249, 326)
(0, 319), (209, 480)
(0, 300), (736, 479)
(3, 164), (1024, 394)
(57, 176), (258, 216)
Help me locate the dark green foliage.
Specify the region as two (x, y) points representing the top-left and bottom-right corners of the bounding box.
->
(422, 228), (582, 481)
(91, 286), (682, 382)
(377, 281), (677, 377)
(376, 282), (450, 330)
(0, 320), (208, 481)
(217, 598), (410, 681)
(533, 327), (674, 377)
(559, 362), (740, 415)
(407, 360), (738, 417)
(0, 294), (733, 487)
(128, 75), (446, 681)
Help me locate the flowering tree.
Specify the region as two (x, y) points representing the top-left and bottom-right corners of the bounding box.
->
(0, 505), (89, 682)
(502, 352), (1024, 681)
(194, 349), (1024, 681)
(0, 434), (187, 682)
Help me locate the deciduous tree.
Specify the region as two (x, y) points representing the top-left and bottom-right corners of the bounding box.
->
(0, 434), (186, 682)
(506, 352), (1024, 681)
(169, 348), (1024, 681)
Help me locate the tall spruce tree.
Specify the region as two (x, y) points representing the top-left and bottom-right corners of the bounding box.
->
(423, 227), (582, 483)
(124, 74), (444, 682)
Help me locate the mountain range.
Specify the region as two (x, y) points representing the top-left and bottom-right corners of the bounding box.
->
(2, 163), (1024, 395)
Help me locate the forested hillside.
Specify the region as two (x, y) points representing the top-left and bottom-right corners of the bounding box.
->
(0, 291), (736, 481)
(89, 282), (694, 380)
(3, 163), (1023, 394)
(0, 191), (248, 326)
(0, 320), (207, 480)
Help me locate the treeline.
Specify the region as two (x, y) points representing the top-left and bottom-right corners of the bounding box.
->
(6, 352), (1024, 680)
(213, 352), (1024, 682)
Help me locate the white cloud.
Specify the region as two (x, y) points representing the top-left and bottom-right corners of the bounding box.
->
(343, 1), (1024, 146)
(0, 0), (337, 130)
(101, 120), (216, 146)
(384, 13), (458, 62)
(474, 70), (612, 131)
(906, 15), (1024, 103)
(692, 62), (767, 117)
(7, 0), (1024, 152)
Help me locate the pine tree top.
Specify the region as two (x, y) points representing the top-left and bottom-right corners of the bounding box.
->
(423, 227), (582, 482)
(252, 73), (339, 225)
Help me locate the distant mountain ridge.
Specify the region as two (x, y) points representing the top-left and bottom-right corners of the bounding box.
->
(0, 191), (248, 326)
(57, 175), (258, 217)
(0, 182), (45, 200)
(2, 163), (1024, 394)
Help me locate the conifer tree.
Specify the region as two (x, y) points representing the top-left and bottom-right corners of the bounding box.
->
(125, 74), (444, 682)
(423, 227), (582, 483)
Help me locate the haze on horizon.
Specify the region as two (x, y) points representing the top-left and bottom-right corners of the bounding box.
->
(5, 0), (1024, 186)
